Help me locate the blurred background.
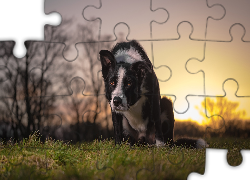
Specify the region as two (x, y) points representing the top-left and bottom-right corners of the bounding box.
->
(0, 0), (250, 143)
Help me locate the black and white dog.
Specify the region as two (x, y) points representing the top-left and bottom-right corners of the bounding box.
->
(100, 40), (207, 148)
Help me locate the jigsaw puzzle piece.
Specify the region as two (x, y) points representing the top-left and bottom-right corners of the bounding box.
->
(80, 98), (108, 142)
(2, 129), (63, 178)
(0, 65), (11, 98)
(0, 95), (62, 142)
(77, 39), (154, 97)
(96, 145), (155, 180)
(83, 0), (168, 41)
(40, 114), (63, 140)
(3, 146), (49, 179)
(4, 143), (83, 179)
(95, 147), (117, 179)
(188, 149), (250, 180)
(45, 0), (101, 61)
(135, 145), (205, 179)
(0, 41), (49, 98)
(187, 24), (250, 97)
(0, 40), (66, 140)
(152, 0), (225, 40)
(37, 42), (86, 97)
(40, 35), (118, 97)
(152, 22), (205, 113)
(0, 40), (87, 99)
(206, 0), (250, 41)
(0, 41), (15, 98)
(171, 96), (206, 132)
(196, 96), (226, 137)
(161, 96), (206, 178)
(162, 147), (205, 179)
(201, 80), (250, 166)
(41, 77), (111, 144)
(0, 0), (61, 58)
(4, 145), (25, 168)
(42, 78), (88, 141)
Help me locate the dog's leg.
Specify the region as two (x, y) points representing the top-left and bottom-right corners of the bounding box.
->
(112, 112), (123, 145)
(144, 93), (164, 146)
(160, 97), (175, 145)
(152, 93), (165, 146)
(122, 117), (138, 146)
(124, 134), (136, 147)
(162, 121), (174, 145)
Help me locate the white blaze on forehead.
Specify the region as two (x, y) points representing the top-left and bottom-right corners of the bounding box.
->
(110, 67), (127, 111)
(112, 67), (126, 97)
(115, 46), (143, 64)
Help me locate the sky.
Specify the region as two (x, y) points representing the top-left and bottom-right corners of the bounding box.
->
(45, 0), (250, 124)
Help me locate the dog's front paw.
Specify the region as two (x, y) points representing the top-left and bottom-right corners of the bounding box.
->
(156, 139), (165, 147)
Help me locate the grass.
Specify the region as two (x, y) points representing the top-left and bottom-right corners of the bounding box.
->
(0, 132), (249, 180)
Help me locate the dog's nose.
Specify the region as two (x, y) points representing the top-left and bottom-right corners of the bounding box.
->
(113, 96), (122, 107)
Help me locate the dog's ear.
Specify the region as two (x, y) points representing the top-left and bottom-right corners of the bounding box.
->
(99, 50), (116, 79)
(131, 61), (152, 82)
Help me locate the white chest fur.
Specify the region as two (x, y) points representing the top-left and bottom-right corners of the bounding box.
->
(122, 96), (148, 132)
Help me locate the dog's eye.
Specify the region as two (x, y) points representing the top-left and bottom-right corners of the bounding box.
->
(110, 81), (115, 86)
(127, 81), (132, 87)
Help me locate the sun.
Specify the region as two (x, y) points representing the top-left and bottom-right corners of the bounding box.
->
(160, 96), (205, 125)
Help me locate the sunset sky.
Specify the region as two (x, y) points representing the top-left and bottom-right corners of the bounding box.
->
(46, 0), (250, 124)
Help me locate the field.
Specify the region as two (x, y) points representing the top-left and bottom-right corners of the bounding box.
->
(0, 132), (249, 180)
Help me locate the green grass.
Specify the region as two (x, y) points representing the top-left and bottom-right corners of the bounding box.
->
(0, 132), (249, 180)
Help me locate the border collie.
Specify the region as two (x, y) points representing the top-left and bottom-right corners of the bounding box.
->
(99, 40), (207, 148)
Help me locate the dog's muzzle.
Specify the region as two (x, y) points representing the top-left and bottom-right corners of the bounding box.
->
(113, 96), (122, 107)
(112, 95), (127, 111)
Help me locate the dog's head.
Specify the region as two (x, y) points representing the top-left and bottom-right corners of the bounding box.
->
(99, 41), (152, 112)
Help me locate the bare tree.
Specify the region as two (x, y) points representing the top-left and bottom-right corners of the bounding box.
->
(61, 23), (114, 141)
(196, 97), (247, 137)
(0, 21), (75, 141)
(0, 19), (114, 142)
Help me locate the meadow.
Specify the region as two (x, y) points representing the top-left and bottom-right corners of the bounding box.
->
(0, 131), (249, 180)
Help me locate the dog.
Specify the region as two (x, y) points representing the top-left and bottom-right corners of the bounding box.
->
(99, 40), (207, 148)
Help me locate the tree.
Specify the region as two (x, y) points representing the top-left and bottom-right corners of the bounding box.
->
(0, 21), (75, 141)
(61, 23), (114, 141)
(0, 19), (115, 142)
(196, 97), (246, 133)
